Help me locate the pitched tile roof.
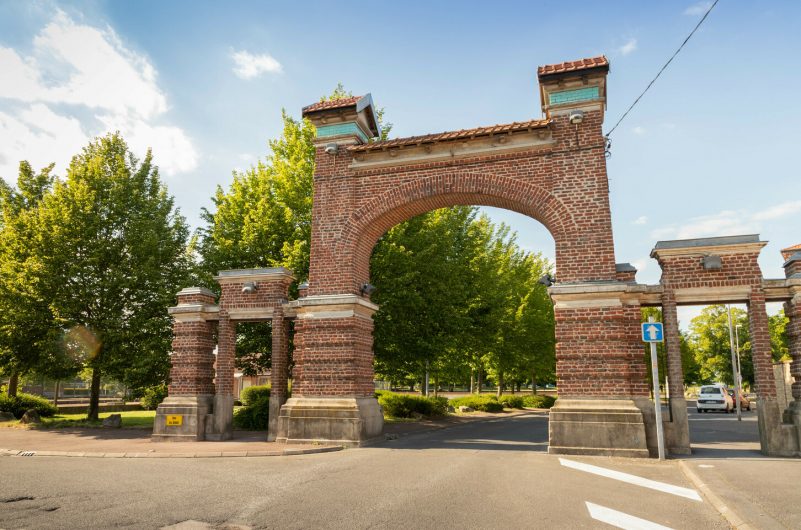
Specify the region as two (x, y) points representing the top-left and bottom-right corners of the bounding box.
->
(348, 119), (551, 152)
(302, 96), (363, 115)
(537, 56), (609, 78)
(782, 243), (801, 252)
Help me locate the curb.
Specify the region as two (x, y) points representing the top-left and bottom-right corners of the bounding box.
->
(677, 460), (753, 529)
(0, 445), (342, 459)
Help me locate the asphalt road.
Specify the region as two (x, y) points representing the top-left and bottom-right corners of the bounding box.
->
(1, 412), (732, 530)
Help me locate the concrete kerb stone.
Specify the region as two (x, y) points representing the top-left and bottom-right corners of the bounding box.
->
(677, 460), (754, 530)
(0, 445), (343, 458)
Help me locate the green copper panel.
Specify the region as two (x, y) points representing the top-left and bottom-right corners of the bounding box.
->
(316, 122), (369, 142)
(549, 86), (600, 105)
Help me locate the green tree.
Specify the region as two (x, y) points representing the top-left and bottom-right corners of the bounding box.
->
(0, 162), (76, 396)
(30, 133), (191, 420)
(769, 309), (790, 361)
(687, 305), (752, 388)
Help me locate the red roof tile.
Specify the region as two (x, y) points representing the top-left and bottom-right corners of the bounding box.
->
(537, 56), (609, 78)
(782, 243), (801, 252)
(302, 96), (362, 115)
(348, 119), (551, 152)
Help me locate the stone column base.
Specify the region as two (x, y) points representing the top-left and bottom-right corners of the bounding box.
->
(548, 399), (650, 458)
(276, 397), (383, 446)
(267, 394), (287, 442)
(663, 397), (691, 456)
(205, 395), (234, 441)
(759, 398), (800, 457)
(152, 395), (213, 442)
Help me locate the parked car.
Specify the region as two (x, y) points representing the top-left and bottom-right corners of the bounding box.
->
(727, 389), (751, 411)
(696, 385), (734, 413)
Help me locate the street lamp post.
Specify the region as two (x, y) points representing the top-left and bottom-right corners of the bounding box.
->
(726, 306), (743, 421)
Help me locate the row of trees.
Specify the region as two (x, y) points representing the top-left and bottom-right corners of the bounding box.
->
(0, 135), (192, 419)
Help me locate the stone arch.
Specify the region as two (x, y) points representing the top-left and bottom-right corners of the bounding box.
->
(335, 172), (576, 295)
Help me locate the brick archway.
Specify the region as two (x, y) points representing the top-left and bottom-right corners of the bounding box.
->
(338, 171), (572, 294)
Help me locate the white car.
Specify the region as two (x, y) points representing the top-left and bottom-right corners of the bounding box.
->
(696, 385), (735, 413)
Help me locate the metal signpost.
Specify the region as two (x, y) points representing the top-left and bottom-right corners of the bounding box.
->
(642, 317), (666, 460)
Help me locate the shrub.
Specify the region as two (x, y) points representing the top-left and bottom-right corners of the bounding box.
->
(497, 394), (526, 409)
(139, 385), (168, 410)
(377, 392), (447, 419)
(0, 392), (58, 419)
(521, 394), (557, 409)
(240, 385), (270, 406)
(233, 400), (269, 430)
(449, 395), (504, 413)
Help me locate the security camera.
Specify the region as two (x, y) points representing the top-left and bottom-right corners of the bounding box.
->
(241, 281), (257, 294)
(324, 143), (339, 155)
(360, 283), (376, 296)
(537, 274), (554, 287)
(568, 110), (584, 125)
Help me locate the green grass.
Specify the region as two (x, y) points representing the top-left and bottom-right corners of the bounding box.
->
(24, 410), (156, 429)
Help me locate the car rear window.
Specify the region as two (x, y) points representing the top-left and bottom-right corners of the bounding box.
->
(700, 386), (722, 395)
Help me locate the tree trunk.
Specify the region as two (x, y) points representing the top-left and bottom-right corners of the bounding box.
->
(531, 370), (537, 395)
(54, 380), (60, 406)
(87, 367), (102, 421)
(470, 370), (475, 394)
(477, 369), (483, 394)
(433, 374), (439, 398)
(496, 371), (503, 398)
(7, 371), (19, 397)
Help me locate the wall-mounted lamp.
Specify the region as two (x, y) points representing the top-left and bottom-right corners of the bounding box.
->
(324, 143), (339, 155)
(537, 274), (555, 287)
(360, 283), (376, 296)
(568, 110), (584, 125)
(701, 255), (723, 270)
(242, 281), (257, 294)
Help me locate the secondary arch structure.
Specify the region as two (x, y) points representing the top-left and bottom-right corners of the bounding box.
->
(154, 57), (801, 457)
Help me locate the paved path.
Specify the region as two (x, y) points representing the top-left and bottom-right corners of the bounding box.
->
(2, 413), (728, 529)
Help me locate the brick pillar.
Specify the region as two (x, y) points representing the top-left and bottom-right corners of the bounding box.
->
(207, 313), (236, 440)
(276, 295), (383, 446)
(749, 288), (777, 399)
(548, 285), (655, 458)
(267, 306), (289, 441)
(153, 287), (218, 442)
(786, 298), (801, 408)
(660, 290), (691, 454)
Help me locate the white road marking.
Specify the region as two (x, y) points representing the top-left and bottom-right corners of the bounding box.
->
(559, 458), (702, 501)
(586, 502), (674, 530)
(698, 464), (714, 468)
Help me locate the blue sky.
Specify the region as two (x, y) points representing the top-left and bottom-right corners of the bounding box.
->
(0, 1), (798, 324)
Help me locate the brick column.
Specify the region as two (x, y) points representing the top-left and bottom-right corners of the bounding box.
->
(267, 306), (289, 441)
(660, 290), (691, 454)
(785, 298), (801, 410)
(547, 284), (655, 458)
(153, 287), (218, 442)
(749, 288), (777, 399)
(216, 315), (236, 397)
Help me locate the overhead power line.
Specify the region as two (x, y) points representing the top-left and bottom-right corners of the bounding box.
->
(606, 0), (720, 137)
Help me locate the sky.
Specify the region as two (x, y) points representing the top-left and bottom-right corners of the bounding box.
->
(1, 1), (799, 327)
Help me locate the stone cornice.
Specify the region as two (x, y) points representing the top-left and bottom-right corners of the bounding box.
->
(214, 267), (295, 284)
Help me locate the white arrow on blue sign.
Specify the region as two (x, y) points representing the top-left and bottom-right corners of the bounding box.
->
(641, 322), (664, 343)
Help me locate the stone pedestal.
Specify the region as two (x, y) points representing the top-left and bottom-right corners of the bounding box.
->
(664, 397), (692, 455)
(757, 397), (800, 457)
(152, 396), (213, 442)
(548, 399), (651, 458)
(276, 397), (383, 446)
(205, 395), (234, 441)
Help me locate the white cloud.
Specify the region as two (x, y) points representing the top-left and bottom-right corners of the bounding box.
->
(633, 216), (648, 225)
(619, 38), (637, 56)
(632, 126), (647, 135)
(631, 258), (649, 274)
(231, 50), (282, 79)
(0, 10), (197, 181)
(684, 1), (713, 16)
(650, 199), (801, 241)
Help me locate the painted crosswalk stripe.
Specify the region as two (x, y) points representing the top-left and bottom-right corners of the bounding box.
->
(559, 458), (702, 501)
(586, 502), (674, 530)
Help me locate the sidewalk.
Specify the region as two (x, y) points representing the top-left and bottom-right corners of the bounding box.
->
(0, 428), (341, 458)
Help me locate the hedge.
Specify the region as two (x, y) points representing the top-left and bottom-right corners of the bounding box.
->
(377, 392), (448, 418)
(240, 385), (270, 406)
(448, 395), (504, 412)
(139, 385), (168, 410)
(521, 394), (556, 409)
(0, 392), (58, 419)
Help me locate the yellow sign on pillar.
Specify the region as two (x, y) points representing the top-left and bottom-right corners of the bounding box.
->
(166, 415), (183, 426)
